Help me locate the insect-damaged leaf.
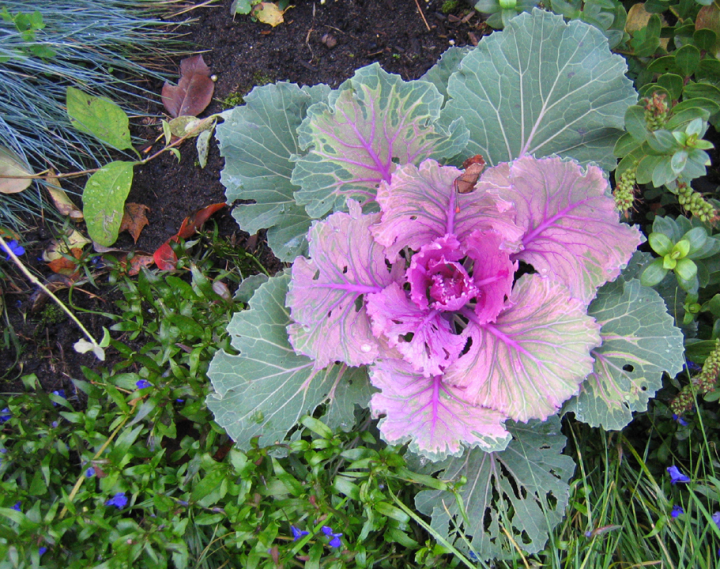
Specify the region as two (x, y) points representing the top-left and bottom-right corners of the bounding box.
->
(415, 417), (575, 560)
(162, 55), (215, 118)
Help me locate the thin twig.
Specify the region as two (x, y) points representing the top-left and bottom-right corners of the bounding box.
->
(414, 0), (431, 31)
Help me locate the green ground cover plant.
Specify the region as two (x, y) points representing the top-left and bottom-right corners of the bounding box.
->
(4, 0), (720, 566)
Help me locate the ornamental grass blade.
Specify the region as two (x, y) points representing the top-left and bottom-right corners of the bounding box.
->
(207, 274), (372, 450)
(216, 82), (330, 261)
(292, 63), (469, 218)
(161, 54), (214, 118)
(440, 9), (636, 170)
(564, 274), (684, 430)
(415, 417), (575, 560)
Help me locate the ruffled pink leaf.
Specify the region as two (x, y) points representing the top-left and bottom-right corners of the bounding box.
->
(405, 234), (477, 312)
(445, 275), (601, 422)
(366, 282), (466, 377)
(287, 201), (400, 369)
(369, 357), (511, 461)
(480, 156), (643, 303)
(372, 160), (523, 261)
(462, 230), (516, 324)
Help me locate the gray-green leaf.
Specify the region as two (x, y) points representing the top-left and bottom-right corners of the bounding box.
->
(440, 9), (636, 170)
(216, 83), (330, 261)
(564, 270), (684, 430)
(207, 274), (372, 450)
(415, 417), (574, 560)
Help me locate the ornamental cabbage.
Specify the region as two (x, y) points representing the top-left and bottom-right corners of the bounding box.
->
(286, 156), (642, 459)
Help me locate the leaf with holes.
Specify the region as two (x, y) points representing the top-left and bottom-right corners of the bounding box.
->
(415, 416), (575, 560)
(217, 82), (330, 261)
(563, 274), (684, 430)
(292, 63), (469, 218)
(440, 9), (636, 170)
(207, 273), (372, 449)
(444, 275), (601, 422)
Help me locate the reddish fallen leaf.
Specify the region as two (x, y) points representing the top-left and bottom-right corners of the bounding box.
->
(177, 203), (226, 239)
(154, 241), (178, 271)
(152, 203), (226, 271)
(47, 248), (83, 276)
(161, 54), (215, 118)
(128, 254), (155, 276)
(119, 203), (151, 243)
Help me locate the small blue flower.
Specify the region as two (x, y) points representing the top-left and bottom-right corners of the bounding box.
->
(52, 389), (66, 406)
(105, 493), (128, 509)
(291, 525), (309, 541)
(2, 240), (24, 261)
(11, 501), (20, 512)
(51, 421), (58, 428)
(39, 547), (47, 556)
(0, 408), (10, 423)
(321, 525), (343, 548)
(85, 467), (95, 478)
(671, 505), (684, 518)
(672, 414), (689, 427)
(178, 500), (189, 506)
(136, 379), (151, 389)
(176, 399), (185, 403)
(713, 511), (720, 530)
(667, 465), (691, 485)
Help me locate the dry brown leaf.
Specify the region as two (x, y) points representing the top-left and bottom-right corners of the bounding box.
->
(46, 169), (83, 220)
(128, 254), (155, 276)
(42, 230), (91, 262)
(119, 203), (150, 243)
(161, 54), (215, 118)
(47, 248), (83, 276)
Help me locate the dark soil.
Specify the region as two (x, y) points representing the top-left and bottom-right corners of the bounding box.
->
(0, 0), (486, 388)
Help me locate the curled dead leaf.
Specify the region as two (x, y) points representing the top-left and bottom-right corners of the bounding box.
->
(47, 248), (83, 276)
(46, 170), (83, 220)
(43, 230), (91, 262)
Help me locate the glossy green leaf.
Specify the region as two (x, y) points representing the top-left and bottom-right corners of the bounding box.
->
(440, 9), (636, 171)
(674, 44), (701, 77)
(657, 73), (683, 100)
(66, 86), (133, 152)
(82, 161), (134, 246)
(625, 105), (649, 141)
